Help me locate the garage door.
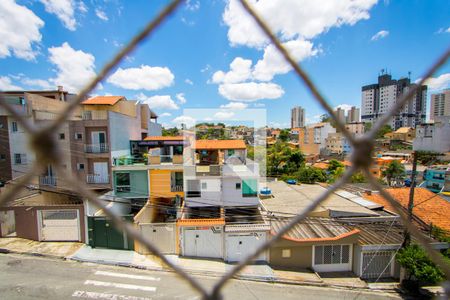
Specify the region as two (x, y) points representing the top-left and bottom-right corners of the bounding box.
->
(184, 227), (222, 258)
(225, 232), (266, 262)
(39, 210), (80, 241)
(361, 251), (394, 279)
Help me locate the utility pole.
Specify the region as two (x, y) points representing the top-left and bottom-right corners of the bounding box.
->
(403, 151), (417, 247)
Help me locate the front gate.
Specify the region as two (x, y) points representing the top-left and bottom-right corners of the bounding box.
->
(88, 216), (134, 250)
(361, 251), (394, 279)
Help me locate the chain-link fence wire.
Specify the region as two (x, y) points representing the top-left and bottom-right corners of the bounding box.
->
(0, 0), (449, 298)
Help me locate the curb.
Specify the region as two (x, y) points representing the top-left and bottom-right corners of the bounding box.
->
(1, 249), (402, 294)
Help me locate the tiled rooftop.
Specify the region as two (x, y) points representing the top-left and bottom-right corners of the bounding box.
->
(194, 139), (246, 150)
(364, 187), (450, 231)
(82, 96), (124, 105)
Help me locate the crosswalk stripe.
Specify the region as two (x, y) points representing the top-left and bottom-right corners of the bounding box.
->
(84, 280), (156, 292)
(72, 290), (152, 300)
(94, 270), (161, 281)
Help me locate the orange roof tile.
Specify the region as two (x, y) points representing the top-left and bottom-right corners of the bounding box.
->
(194, 139), (246, 150)
(177, 218), (225, 227)
(144, 136), (184, 141)
(83, 96), (124, 105)
(364, 188), (450, 231)
(312, 162), (329, 170)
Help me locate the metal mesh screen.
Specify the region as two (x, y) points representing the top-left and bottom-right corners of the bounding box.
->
(0, 0), (449, 299)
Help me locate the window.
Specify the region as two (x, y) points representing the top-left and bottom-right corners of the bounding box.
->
(11, 121), (18, 132)
(281, 249), (291, 258)
(59, 133), (65, 140)
(201, 182), (207, 190)
(174, 145), (183, 155)
(228, 149), (235, 156)
(314, 245), (350, 265)
(173, 172), (183, 186)
(77, 163), (85, 170)
(0, 154), (5, 161)
(116, 173), (131, 192)
(14, 153), (26, 164)
(236, 182), (241, 189)
(75, 133), (83, 140)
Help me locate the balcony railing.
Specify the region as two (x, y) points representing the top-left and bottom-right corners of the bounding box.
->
(84, 143), (109, 153)
(82, 110), (108, 120)
(86, 174), (110, 184)
(171, 185), (183, 192)
(39, 176), (57, 186)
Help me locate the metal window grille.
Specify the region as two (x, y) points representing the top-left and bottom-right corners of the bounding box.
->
(0, 0), (449, 299)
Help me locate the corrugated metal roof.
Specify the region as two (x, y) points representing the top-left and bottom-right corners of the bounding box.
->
(225, 223), (270, 232)
(271, 217), (357, 242)
(335, 190), (382, 209)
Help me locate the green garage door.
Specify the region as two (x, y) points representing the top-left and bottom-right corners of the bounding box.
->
(88, 216), (134, 250)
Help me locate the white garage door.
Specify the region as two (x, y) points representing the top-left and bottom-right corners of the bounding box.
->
(183, 227), (222, 259)
(361, 251), (394, 279)
(39, 210), (81, 241)
(225, 232), (266, 262)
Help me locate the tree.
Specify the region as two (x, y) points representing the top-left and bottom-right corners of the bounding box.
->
(382, 160), (405, 186)
(363, 122), (372, 132)
(416, 151), (443, 165)
(350, 172), (367, 183)
(375, 124), (393, 139)
(396, 244), (445, 285)
(279, 129), (290, 142)
(294, 167), (327, 184)
(162, 127), (179, 136)
(327, 159), (345, 183)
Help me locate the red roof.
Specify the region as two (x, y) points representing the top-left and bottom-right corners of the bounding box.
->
(83, 96), (124, 105)
(364, 187), (450, 231)
(194, 139), (246, 150)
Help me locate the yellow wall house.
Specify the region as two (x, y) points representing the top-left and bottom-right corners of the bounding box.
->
(148, 168), (184, 222)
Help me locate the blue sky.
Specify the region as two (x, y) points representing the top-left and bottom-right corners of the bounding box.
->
(0, 0), (449, 128)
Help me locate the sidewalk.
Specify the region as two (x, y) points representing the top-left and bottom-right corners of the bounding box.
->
(0, 237), (82, 258)
(0, 238), (380, 291)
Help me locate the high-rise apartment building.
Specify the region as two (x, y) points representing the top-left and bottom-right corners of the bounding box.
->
(335, 107), (346, 124)
(430, 89), (450, 121)
(346, 106), (360, 123)
(361, 73), (427, 130)
(291, 106), (305, 128)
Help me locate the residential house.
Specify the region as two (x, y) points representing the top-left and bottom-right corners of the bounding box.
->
(325, 133), (352, 155)
(298, 123), (336, 155)
(69, 96), (160, 191)
(384, 127), (415, 142)
(344, 122), (365, 136)
(0, 88), (78, 187)
(180, 139), (266, 261)
(421, 165), (450, 194)
(363, 187), (450, 232)
(413, 116), (450, 153)
(0, 188), (85, 243)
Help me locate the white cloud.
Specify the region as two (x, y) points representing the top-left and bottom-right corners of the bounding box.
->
(95, 8), (108, 21)
(371, 30), (389, 41)
(253, 39), (318, 81)
(78, 1), (88, 13)
(186, 0), (200, 11)
(218, 82), (284, 101)
(0, 76), (22, 90)
(254, 103), (265, 107)
(136, 93), (179, 110)
(48, 42), (98, 92)
(185, 78), (194, 85)
(214, 111), (235, 119)
(176, 93), (187, 104)
(107, 65), (174, 91)
(220, 102), (248, 109)
(421, 73), (450, 91)
(436, 27), (450, 34)
(201, 64), (211, 73)
(172, 115), (196, 127)
(212, 57), (253, 84)
(334, 104), (354, 111)
(40, 0), (77, 31)
(0, 0), (44, 61)
(223, 0), (377, 48)
(159, 112), (172, 117)
(22, 78), (53, 89)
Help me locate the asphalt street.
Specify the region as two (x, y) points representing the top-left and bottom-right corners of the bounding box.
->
(0, 253), (402, 300)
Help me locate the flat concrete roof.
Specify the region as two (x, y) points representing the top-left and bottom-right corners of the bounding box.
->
(260, 181), (379, 218)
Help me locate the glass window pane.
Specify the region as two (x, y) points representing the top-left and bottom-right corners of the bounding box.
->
(116, 173), (130, 186)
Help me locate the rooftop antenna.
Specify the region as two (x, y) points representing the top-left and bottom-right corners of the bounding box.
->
(408, 71), (411, 80)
